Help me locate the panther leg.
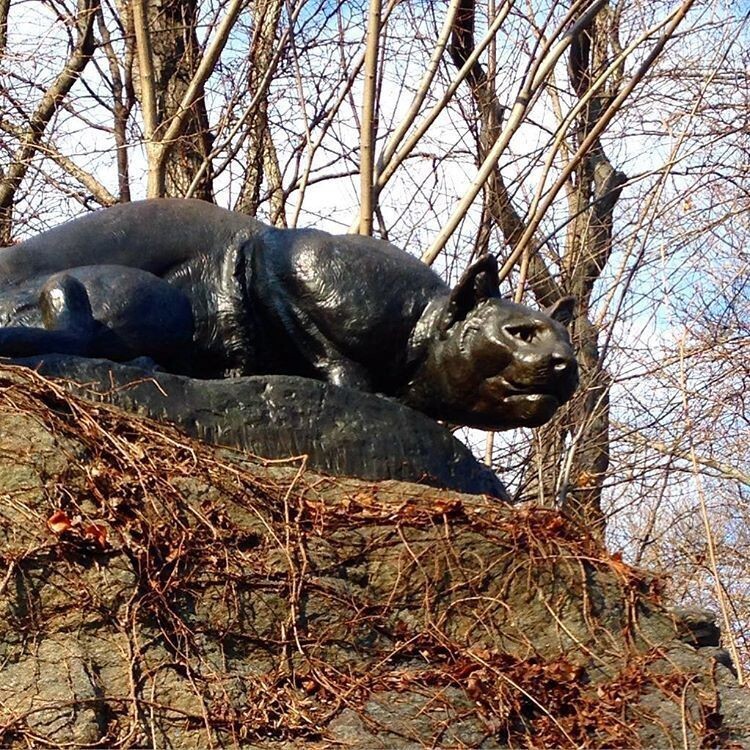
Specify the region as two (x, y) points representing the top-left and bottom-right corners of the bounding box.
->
(40, 273), (100, 336)
(324, 359), (373, 391)
(0, 274), (98, 358)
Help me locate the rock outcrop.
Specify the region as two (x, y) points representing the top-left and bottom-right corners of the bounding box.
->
(0, 365), (747, 748)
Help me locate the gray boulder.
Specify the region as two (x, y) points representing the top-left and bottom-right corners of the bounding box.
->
(0, 364), (747, 748)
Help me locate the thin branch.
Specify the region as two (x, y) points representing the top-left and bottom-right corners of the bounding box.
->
(131, 0), (160, 195)
(375, 0), (513, 203)
(422, 0), (608, 265)
(97, 5), (131, 201)
(496, 0), (695, 282)
(158, 0), (245, 152)
(186, 0), (308, 199)
(0, 120), (116, 205)
(359, 0), (382, 235)
(291, 0), (406, 226)
(376, 0), (463, 178)
(678, 341), (746, 686)
(611, 421), (750, 488)
(0, 0), (99, 237)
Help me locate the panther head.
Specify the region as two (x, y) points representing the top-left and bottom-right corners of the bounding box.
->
(404, 255), (579, 430)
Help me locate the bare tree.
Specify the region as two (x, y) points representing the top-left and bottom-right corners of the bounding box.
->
(439, 0), (695, 534)
(128, 0), (243, 198)
(0, 0), (100, 242)
(234, 0), (286, 223)
(1, 0), (748, 666)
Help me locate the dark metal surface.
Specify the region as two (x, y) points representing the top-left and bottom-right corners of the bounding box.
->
(17, 355), (510, 499)
(0, 199), (578, 429)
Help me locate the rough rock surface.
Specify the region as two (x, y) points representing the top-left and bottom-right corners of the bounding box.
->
(0, 365), (747, 749)
(16, 355), (508, 499)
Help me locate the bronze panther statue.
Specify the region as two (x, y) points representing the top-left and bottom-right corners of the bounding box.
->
(0, 199), (578, 430)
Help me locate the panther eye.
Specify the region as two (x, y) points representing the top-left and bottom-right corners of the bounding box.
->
(505, 325), (537, 343)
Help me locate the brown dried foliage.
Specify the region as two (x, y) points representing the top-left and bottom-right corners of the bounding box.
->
(0, 366), (729, 748)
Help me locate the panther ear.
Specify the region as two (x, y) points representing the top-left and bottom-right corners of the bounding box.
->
(444, 255), (500, 327)
(546, 296), (576, 326)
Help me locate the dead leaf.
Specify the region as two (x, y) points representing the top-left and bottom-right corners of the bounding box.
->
(466, 675), (483, 701)
(431, 498), (463, 516)
(83, 523), (108, 549)
(47, 509), (72, 534)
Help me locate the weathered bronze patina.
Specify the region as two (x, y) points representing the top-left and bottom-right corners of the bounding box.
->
(0, 199), (577, 429)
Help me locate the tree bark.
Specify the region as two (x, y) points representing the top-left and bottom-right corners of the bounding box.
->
(0, 0), (99, 242)
(125, 0), (215, 200)
(235, 0), (287, 224)
(449, 0), (626, 535)
(0, 0), (9, 53)
(155, 0), (214, 200)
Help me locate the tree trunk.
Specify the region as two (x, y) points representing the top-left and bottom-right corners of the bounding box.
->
(123, 0), (215, 200)
(154, 0), (214, 200)
(449, 0), (626, 535)
(235, 0), (286, 224)
(0, 0), (8, 55)
(546, 7), (626, 535)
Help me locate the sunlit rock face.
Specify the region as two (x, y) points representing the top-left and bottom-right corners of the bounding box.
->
(0, 364), (745, 750)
